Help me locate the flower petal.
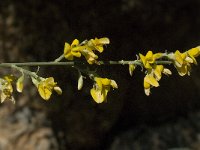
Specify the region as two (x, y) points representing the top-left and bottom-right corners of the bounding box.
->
(144, 80), (151, 89)
(129, 64), (136, 76)
(163, 68), (172, 75)
(139, 53), (146, 65)
(65, 53), (74, 60)
(38, 84), (52, 100)
(153, 53), (162, 59)
(144, 88), (151, 96)
(101, 78), (111, 85)
(146, 51), (153, 60)
(174, 50), (184, 67)
(77, 75), (83, 90)
(64, 42), (71, 54)
(154, 65), (163, 81)
(188, 47), (200, 57)
(144, 75), (159, 87)
(98, 38), (110, 44)
(71, 51), (81, 57)
(90, 88), (105, 103)
(110, 80), (118, 89)
(95, 78), (103, 90)
(95, 45), (104, 53)
(16, 75), (24, 93)
(71, 39), (79, 47)
(54, 86), (62, 95)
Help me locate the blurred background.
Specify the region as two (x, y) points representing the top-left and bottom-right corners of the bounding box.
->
(1, 0), (200, 150)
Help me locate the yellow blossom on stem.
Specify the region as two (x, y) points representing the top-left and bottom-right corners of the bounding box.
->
(90, 77), (118, 103)
(64, 39), (85, 60)
(153, 65), (171, 80)
(143, 65), (171, 95)
(143, 74), (159, 96)
(172, 47), (200, 76)
(0, 76), (15, 104)
(174, 50), (191, 76)
(153, 65), (164, 81)
(63, 37), (110, 64)
(129, 64), (136, 76)
(87, 37), (110, 53)
(81, 49), (99, 64)
(187, 46), (200, 65)
(139, 51), (162, 69)
(173, 50), (187, 67)
(37, 77), (62, 100)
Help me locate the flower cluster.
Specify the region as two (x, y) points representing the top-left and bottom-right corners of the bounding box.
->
(0, 37), (200, 105)
(0, 71), (62, 103)
(63, 37), (110, 64)
(169, 46), (200, 76)
(128, 46), (200, 96)
(138, 51), (172, 95)
(0, 75), (15, 103)
(63, 37), (119, 103)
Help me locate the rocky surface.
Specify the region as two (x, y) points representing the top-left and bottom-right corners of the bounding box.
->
(0, 103), (58, 150)
(109, 111), (200, 150)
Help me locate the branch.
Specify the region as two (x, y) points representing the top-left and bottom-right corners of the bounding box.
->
(0, 60), (172, 67)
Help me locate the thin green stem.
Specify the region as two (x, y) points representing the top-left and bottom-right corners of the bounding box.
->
(0, 60), (172, 67)
(54, 54), (65, 62)
(11, 65), (39, 79)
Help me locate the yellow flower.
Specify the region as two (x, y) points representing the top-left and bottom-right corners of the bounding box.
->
(81, 49), (99, 64)
(139, 51), (162, 69)
(153, 65), (171, 81)
(153, 65), (164, 81)
(187, 47), (200, 65)
(172, 50), (189, 76)
(143, 74), (159, 96)
(143, 65), (171, 96)
(0, 76), (15, 104)
(173, 50), (187, 67)
(172, 48), (200, 76)
(63, 37), (110, 64)
(37, 77), (62, 100)
(90, 77), (118, 103)
(64, 39), (85, 60)
(87, 37), (110, 53)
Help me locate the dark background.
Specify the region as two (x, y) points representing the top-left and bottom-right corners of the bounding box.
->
(1, 0), (200, 150)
